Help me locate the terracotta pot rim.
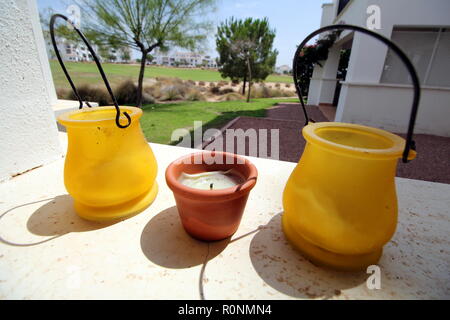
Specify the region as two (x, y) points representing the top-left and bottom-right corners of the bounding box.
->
(165, 151), (258, 201)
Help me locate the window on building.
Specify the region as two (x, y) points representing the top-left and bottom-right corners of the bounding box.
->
(427, 29), (450, 87)
(337, 0), (351, 16)
(381, 27), (450, 87)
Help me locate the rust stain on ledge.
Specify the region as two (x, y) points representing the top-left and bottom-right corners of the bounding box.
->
(10, 165), (43, 179)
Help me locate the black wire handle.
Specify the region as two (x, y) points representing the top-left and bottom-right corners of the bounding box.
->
(293, 24), (421, 163)
(49, 14), (131, 128)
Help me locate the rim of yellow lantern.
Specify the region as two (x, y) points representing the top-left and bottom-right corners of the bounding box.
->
(58, 106), (142, 128)
(303, 122), (417, 160)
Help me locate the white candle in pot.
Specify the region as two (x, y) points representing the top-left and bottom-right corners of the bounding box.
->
(179, 169), (245, 190)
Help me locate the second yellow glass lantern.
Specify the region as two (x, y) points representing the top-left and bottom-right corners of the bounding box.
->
(283, 122), (415, 270)
(283, 24), (421, 271)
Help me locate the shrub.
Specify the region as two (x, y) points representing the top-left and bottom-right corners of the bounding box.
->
(186, 80), (196, 86)
(68, 84), (111, 106)
(143, 84), (162, 100)
(285, 83), (291, 88)
(218, 80), (228, 86)
(249, 86), (296, 98)
(250, 86), (270, 99)
(269, 88), (283, 97)
(83, 80), (155, 106)
(155, 76), (170, 82)
(218, 92), (244, 101)
(159, 85), (184, 101)
(209, 82), (216, 87)
(198, 81), (206, 86)
(115, 79), (138, 105)
(142, 92), (156, 104)
(281, 90), (297, 97)
(176, 83), (191, 96)
(210, 86), (221, 95)
(56, 87), (71, 100)
(144, 79), (193, 101)
(220, 88), (234, 95)
(185, 88), (206, 101)
(275, 83), (281, 88)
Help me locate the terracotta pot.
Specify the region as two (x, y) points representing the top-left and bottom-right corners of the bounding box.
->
(165, 151), (258, 241)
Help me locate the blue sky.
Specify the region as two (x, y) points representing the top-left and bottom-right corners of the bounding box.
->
(37, 0), (324, 66)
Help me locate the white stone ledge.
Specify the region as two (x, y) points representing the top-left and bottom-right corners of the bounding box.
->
(52, 99), (99, 118)
(0, 132), (449, 299)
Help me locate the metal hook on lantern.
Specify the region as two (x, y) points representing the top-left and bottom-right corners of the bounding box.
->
(49, 14), (131, 129)
(293, 24), (421, 163)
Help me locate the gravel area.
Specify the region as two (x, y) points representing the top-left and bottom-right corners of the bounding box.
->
(204, 103), (450, 184)
(265, 103), (328, 122)
(396, 133), (450, 184)
(205, 116), (306, 163)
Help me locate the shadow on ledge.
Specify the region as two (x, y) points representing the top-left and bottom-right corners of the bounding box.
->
(140, 206), (229, 269)
(27, 195), (117, 235)
(1, 195), (118, 247)
(249, 213), (367, 299)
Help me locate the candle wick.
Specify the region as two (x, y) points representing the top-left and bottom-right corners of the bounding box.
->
(210, 183), (214, 190)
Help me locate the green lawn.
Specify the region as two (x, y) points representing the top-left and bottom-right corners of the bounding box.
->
(140, 98), (298, 145)
(50, 60), (293, 89)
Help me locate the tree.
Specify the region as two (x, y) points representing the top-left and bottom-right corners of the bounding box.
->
(294, 30), (343, 97)
(337, 49), (351, 80)
(77, 0), (216, 107)
(216, 17), (278, 102)
(108, 53), (117, 63)
(121, 49), (131, 63)
(98, 45), (110, 62)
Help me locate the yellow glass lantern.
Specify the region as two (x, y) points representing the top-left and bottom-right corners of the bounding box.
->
(58, 107), (158, 221)
(50, 14), (158, 221)
(283, 25), (421, 271)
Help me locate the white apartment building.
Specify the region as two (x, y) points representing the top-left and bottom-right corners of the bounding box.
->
(152, 49), (217, 68)
(276, 65), (292, 74)
(309, 0), (450, 137)
(45, 36), (131, 63)
(45, 37), (95, 62)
